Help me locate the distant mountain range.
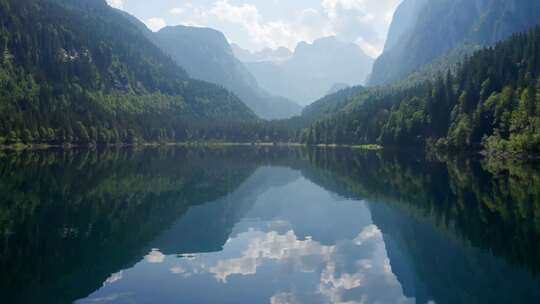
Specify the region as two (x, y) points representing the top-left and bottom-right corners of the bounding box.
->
(4, 0), (540, 151)
(231, 44), (293, 63)
(151, 26), (302, 120)
(116, 14), (302, 120)
(369, 0), (540, 86)
(234, 37), (374, 105)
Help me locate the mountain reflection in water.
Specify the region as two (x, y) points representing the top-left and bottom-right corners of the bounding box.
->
(0, 147), (539, 304)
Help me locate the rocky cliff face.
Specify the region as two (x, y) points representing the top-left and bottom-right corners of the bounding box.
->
(369, 0), (540, 86)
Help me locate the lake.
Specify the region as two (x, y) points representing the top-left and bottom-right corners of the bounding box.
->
(1, 147), (540, 303)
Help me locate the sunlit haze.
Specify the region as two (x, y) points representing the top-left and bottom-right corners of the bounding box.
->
(106, 0), (402, 58)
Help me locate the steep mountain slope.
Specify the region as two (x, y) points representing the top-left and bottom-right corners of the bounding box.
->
(149, 26), (301, 120)
(154, 26), (257, 94)
(240, 37), (374, 105)
(301, 85), (365, 124)
(326, 83), (351, 96)
(369, 0), (540, 86)
(393, 43), (483, 89)
(0, 0), (257, 145)
(303, 26), (540, 155)
(382, 0), (428, 54)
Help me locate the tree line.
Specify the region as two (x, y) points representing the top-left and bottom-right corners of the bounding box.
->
(302, 26), (540, 155)
(3, 0), (540, 154)
(0, 0), (262, 146)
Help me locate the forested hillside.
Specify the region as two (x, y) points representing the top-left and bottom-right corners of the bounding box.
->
(148, 25), (301, 120)
(302, 26), (540, 156)
(301, 85), (365, 124)
(4, 0), (540, 154)
(0, 0), (258, 146)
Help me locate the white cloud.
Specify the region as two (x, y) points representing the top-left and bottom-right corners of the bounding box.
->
(106, 0), (124, 9)
(206, 0), (323, 50)
(354, 224), (381, 245)
(320, 0), (402, 57)
(145, 249), (166, 263)
(209, 230), (333, 283)
(166, 0), (401, 57)
(170, 7), (185, 15)
(270, 292), (301, 304)
(104, 271), (123, 285)
(170, 265), (186, 274)
(181, 225), (413, 303)
(172, 0), (327, 51)
(144, 17), (167, 32)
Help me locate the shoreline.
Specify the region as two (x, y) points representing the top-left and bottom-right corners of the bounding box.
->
(0, 142), (386, 151)
(3, 142), (540, 160)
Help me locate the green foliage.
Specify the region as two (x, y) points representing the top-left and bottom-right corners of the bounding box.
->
(301, 85), (365, 124)
(4, 0), (540, 150)
(0, 0), (258, 146)
(301, 26), (540, 156)
(0, 147), (259, 303)
(303, 149), (540, 276)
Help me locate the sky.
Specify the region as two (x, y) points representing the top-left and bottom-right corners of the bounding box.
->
(106, 0), (403, 58)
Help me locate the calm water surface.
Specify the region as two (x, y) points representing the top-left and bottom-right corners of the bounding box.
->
(1, 147), (540, 303)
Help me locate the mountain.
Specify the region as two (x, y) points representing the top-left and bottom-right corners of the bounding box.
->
(301, 85), (365, 124)
(240, 37), (374, 105)
(382, 0), (428, 54)
(369, 0), (540, 86)
(151, 166), (300, 254)
(0, 148), (259, 304)
(302, 25), (540, 155)
(154, 26), (258, 94)
(231, 44), (293, 63)
(326, 83), (351, 96)
(149, 25), (301, 120)
(0, 0), (257, 145)
(392, 43), (484, 89)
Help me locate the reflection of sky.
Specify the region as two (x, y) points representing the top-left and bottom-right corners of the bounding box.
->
(77, 173), (414, 304)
